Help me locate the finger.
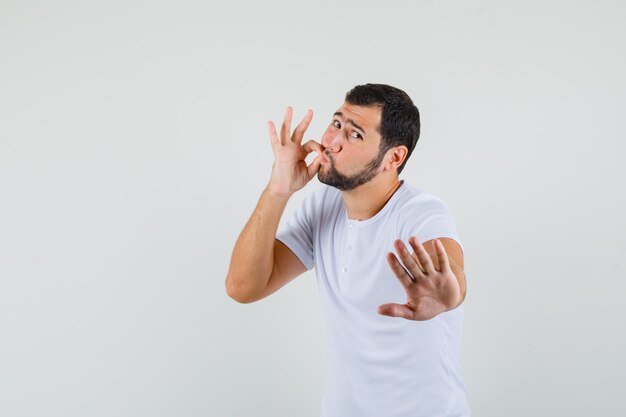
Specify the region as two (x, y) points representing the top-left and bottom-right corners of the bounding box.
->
(377, 303), (414, 319)
(291, 108), (314, 144)
(393, 239), (426, 279)
(302, 139), (324, 156)
(280, 106), (293, 146)
(386, 252), (414, 287)
(434, 239), (451, 273)
(307, 154), (323, 178)
(267, 121), (279, 147)
(408, 237), (436, 275)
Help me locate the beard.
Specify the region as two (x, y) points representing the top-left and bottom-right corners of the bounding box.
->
(317, 148), (387, 191)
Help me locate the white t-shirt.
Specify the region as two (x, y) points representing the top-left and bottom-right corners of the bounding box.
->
(276, 179), (470, 417)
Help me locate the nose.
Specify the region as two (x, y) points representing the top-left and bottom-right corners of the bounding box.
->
(322, 131), (344, 154)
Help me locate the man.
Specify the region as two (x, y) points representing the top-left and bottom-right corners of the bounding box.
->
(225, 84), (470, 416)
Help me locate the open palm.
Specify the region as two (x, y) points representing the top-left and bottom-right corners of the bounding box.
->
(378, 237), (462, 321)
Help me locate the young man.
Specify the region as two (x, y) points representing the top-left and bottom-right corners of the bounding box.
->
(225, 84), (470, 416)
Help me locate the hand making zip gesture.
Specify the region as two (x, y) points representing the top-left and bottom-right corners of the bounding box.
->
(378, 237), (464, 321)
(266, 106), (325, 198)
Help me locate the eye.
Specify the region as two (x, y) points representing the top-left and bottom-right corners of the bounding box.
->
(332, 120), (363, 139)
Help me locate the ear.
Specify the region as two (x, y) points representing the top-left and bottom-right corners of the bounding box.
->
(384, 146), (408, 172)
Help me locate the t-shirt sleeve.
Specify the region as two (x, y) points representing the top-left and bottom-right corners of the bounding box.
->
(398, 195), (464, 255)
(275, 192), (316, 271)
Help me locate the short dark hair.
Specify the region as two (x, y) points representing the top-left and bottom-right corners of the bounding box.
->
(344, 83), (420, 175)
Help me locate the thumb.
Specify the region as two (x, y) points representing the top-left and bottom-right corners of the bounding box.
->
(377, 303), (414, 319)
(307, 154), (323, 178)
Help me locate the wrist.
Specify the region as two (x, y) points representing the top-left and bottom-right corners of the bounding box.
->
(265, 184), (293, 200)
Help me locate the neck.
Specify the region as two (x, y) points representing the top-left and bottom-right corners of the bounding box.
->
(341, 173), (403, 221)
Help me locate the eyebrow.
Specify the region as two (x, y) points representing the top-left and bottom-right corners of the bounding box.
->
(333, 111), (367, 137)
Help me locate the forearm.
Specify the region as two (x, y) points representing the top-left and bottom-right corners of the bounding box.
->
(225, 186), (291, 300)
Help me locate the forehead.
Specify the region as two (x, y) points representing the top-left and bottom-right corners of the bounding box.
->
(334, 102), (381, 135)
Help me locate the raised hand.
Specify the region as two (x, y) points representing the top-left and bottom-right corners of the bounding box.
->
(267, 106), (325, 197)
(378, 237), (462, 321)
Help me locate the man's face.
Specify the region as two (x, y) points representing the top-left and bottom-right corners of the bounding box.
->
(318, 102), (387, 191)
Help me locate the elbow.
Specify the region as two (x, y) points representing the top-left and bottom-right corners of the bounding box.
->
(227, 289), (256, 304)
(225, 274), (258, 304)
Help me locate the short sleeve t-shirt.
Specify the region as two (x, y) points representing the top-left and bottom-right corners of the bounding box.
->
(276, 179), (470, 417)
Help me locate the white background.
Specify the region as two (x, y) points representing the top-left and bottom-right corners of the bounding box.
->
(1, 1), (625, 416)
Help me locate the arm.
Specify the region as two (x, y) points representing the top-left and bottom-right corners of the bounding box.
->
(225, 189), (310, 303)
(225, 106), (324, 303)
(225, 187), (290, 303)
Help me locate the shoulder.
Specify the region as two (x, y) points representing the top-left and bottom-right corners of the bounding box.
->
(394, 181), (453, 217)
(393, 181), (460, 240)
(385, 180), (464, 254)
